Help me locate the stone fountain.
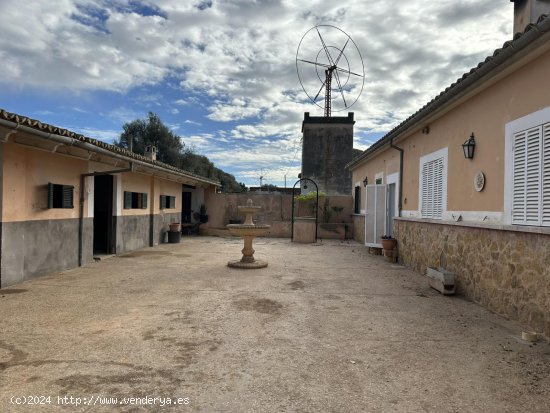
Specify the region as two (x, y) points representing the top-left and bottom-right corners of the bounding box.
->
(226, 199), (270, 268)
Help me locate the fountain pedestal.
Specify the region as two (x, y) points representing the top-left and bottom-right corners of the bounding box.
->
(227, 200), (270, 269)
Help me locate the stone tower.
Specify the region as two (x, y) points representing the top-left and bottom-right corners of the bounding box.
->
(511, 0), (550, 34)
(301, 112), (355, 195)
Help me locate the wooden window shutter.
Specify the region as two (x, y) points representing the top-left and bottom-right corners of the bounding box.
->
(542, 123), (550, 227)
(47, 183), (54, 209)
(169, 196), (176, 209)
(62, 185), (74, 208)
(160, 195), (166, 210)
(141, 193), (148, 209)
(124, 191), (132, 209)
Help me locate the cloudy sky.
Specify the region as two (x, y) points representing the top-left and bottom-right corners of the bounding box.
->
(0, 0), (514, 187)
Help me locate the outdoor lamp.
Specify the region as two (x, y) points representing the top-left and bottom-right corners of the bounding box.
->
(462, 133), (476, 159)
(363, 176), (368, 186)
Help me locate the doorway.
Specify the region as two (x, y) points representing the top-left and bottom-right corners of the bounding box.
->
(93, 175), (114, 254)
(182, 192), (192, 223)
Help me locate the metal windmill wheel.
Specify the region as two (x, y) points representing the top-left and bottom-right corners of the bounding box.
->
(296, 25), (365, 117)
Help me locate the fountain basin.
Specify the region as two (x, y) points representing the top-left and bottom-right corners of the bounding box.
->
(236, 205), (262, 225)
(227, 224), (269, 237)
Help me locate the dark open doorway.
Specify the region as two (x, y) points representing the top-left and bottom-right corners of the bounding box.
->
(182, 192), (192, 223)
(94, 175), (114, 254)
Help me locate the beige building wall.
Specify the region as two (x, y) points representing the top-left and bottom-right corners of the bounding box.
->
(352, 47), (550, 219)
(121, 172), (152, 216)
(155, 178), (182, 215)
(2, 141), (87, 222)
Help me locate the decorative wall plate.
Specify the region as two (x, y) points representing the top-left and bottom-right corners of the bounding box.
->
(474, 171), (485, 192)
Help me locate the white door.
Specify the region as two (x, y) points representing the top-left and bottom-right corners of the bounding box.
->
(364, 184), (387, 247)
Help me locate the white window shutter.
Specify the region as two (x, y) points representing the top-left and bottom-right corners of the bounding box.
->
(420, 157), (444, 219)
(421, 163), (429, 217)
(512, 130), (527, 224)
(434, 158), (443, 218)
(525, 126), (542, 225)
(542, 123), (550, 227)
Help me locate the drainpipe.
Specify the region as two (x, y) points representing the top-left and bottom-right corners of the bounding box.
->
(79, 164), (133, 266)
(390, 138), (404, 217)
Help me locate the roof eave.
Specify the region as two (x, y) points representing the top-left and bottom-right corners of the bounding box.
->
(347, 14), (550, 171)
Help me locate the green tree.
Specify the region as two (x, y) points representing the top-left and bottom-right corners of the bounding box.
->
(117, 112), (183, 166)
(115, 112), (244, 193)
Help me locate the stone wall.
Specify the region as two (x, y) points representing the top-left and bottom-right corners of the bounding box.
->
(394, 218), (550, 338)
(203, 192), (354, 238)
(352, 214), (365, 244)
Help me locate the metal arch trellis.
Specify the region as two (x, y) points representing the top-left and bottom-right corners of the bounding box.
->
(291, 178), (319, 242)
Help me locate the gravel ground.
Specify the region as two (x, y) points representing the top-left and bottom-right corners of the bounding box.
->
(1, 236), (549, 412)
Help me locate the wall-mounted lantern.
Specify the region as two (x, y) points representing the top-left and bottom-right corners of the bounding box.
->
(363, 176), (368, 187)
(462, 133), (476, 159)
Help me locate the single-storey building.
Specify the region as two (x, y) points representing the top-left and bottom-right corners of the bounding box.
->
(0, 109), (219, 287)
(348, 5), (550, 336)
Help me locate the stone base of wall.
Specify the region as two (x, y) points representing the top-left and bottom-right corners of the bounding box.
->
(1, 218), (81, 287)
(394, 219), (550, 338)
(152, 212), (182, 245)
(352, 215), (365, 244)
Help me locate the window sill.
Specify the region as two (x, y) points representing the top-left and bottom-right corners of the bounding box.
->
(394, 217), (550, 235)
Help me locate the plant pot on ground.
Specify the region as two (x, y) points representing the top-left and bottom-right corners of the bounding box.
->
(381, 236), (397, 250)
(199, 203), (208, 223)
(169, 222), (180, 232)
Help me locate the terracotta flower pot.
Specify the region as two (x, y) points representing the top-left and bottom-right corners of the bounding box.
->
(169, 222), (180, 232)
(381, 238), (397, 250)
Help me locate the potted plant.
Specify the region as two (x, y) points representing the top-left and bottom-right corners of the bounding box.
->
(295, 191), (326, 217)
(169, 222), (181, 232)
(199, 203), (208, 223)
(381, 235), (397, 250)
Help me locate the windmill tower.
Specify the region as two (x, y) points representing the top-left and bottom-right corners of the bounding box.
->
(296, 25), (364, 195)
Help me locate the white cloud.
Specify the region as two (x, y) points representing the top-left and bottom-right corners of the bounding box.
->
(0, 0), (515, 185)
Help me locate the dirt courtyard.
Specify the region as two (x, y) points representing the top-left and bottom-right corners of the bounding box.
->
(1, 237), (549, 412)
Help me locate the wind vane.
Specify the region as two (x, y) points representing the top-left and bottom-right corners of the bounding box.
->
(296, 25), (365, 117)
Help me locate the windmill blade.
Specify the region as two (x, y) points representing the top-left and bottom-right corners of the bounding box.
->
(335, 67), (364, 77)
(334, 38), (349, 66)
(316, 27), (336, 66)
(297, 58), (331, 69)
(332, 70), (348, 108)
(314, 80), (327, 101)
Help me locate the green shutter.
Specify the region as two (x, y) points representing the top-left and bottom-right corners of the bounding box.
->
(47, 183), (54, 209)
(160, 195), (166, 210)
(62, 185), (74, 208)
(124, 191), (132, 209)
(141, 193), (148, 209)
(169, 196), (176, 209)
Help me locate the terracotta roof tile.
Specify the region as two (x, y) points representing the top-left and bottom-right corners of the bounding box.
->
(0, 109), (220, 186)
